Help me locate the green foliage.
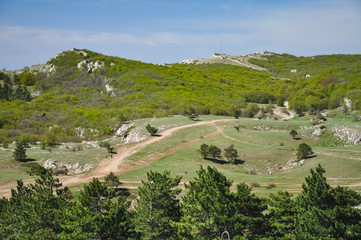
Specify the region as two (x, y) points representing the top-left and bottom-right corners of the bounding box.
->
(146, 124), (159, 136)
(295, 164), (361, 239)
(19, 72), (37, 86)
(104, 171), (121, 189)
(78, 177), (110, 213)
(64, 177), (132, 239)
(177, 166), (235, 239)
(27, 162), (47, 176)
(267, 191), (297, 239)
(1, 50), (361, 143)
(13, 140), (28, 161)
(224, 144), (238, 163)
(99, 140), (115, 153)
(199, 143), (209, 159)
(296, 143), (313, 160)
(1, 163), (360, 239)
(177, 166), (267, 239)
(0, 170), (67, 239)
(184, 107), (200, 121)
(289, 129), (298, 139)
(134, 170), (182, 239)
(208, 144), (222, 160)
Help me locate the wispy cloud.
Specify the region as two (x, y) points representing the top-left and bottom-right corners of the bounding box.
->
(1, 0), (361, 69)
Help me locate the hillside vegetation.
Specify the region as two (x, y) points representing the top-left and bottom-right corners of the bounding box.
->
(1, 49), (360, 146)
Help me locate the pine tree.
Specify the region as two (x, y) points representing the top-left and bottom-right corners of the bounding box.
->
(104, 171), (121, 190)
(233, 183), (268, 239)
(78, 177), (110, 213)
(267, 191), (297, 239)
(146, 124), (159, 136)
(199, 143), (209, 159)
(177, 166), (235, 239)
(224, 144), (238, 163)
(290, 129), (298, 139)
(295, 164), (361, 239)
(296, 143), (313, 160)
(134, 170), (182, 239)
(208, 144), (221, 160)
(13, 141), (27, 161)
(0, 170), (70, 239)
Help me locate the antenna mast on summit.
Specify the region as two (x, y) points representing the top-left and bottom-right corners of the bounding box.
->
(220, 41), (223, 54)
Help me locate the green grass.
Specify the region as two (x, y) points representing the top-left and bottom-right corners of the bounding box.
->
(116, 116), (361, 196)
(1, 115), (360, 197)
(126, 124), (216, 162)
(0, 115), (228, 182)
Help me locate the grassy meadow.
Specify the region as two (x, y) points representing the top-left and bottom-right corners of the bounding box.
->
(1, 114), (360, 197)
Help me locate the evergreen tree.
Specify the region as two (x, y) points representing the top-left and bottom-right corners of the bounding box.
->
(232, 183), (268, 239)
(208, 144), (221, 160)
(104, 171), (122, 190)
(296, 143), (313, 160)
(99, 141), (115, 153)
(2, 75), (13, 100)
(199, 143), (209, 159)
(295, 164), (361, 239)
(75, 177), (132, 239)
(134, 170), (182, 239)
(146, 124), (159, 136)
(224, 144), (238, 163)
(78, 177), (110, 213)
(290, 129), (298, 139)
(267, 191), (297, 239)
(99, 196), (133, 239)
(177, 166), (235, 239)
(13, 141), (27, 161)
(0, 170), (70, 239)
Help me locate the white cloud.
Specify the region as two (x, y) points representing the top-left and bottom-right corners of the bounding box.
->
(1, 0), (361, 69)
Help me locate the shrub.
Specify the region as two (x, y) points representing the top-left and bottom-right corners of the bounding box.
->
(27, 163), (48, 176)
(99, 141), (114, 153)
(146, 124), (159, 136)
(266, 183), (277, 189)
(251, 182), (260, 187)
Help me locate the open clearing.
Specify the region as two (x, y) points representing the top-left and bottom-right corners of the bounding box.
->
(1, 115), (361, 198)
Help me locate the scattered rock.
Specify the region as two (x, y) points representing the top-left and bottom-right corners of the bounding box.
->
(332, 126), (361, 145)
(43, 159), (93, 175)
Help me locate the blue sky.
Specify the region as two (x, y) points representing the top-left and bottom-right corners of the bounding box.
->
(1, 0), (361, 69)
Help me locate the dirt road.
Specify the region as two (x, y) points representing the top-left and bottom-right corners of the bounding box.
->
(0, 119), (229, 198)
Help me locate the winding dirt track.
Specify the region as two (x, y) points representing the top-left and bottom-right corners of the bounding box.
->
(0, 119), (229, 198)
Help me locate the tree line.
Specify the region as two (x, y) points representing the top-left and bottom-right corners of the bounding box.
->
(0, 72), (32, 101)
(1, 165), (360, 239)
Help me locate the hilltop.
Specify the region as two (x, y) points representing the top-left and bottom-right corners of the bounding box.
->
(179, 52), (271, 71)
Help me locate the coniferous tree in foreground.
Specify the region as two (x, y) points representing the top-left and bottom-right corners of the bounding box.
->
(177, 166), (234, 239)
(134, 170), (182, 239)
(267, 191), (297, 239)
(177, 166), (267, 239)
(295, 164), (361, 239)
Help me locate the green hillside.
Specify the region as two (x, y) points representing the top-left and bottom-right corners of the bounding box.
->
(0, 49), (360, 145)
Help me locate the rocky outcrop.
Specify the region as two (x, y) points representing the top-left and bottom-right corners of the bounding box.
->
(332, 126), (361, 145)
(179, 52), (272, 71)
(77, 60), (104, 73)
